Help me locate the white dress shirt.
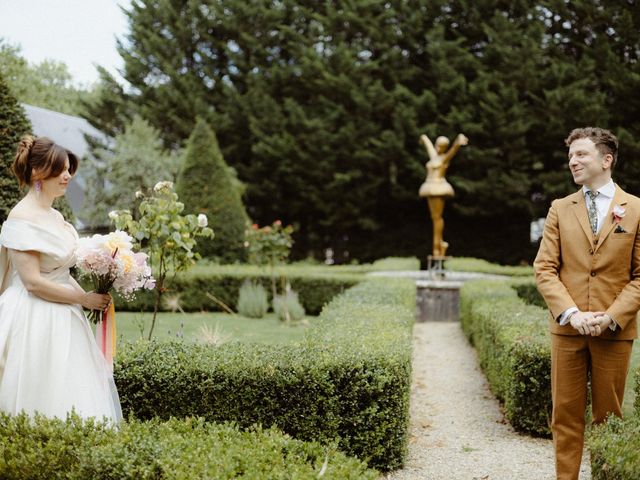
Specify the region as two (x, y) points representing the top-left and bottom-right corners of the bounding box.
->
(558, 179), (617, 330)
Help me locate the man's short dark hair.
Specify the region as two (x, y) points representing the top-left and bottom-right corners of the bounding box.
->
(565, 127), (619, 168)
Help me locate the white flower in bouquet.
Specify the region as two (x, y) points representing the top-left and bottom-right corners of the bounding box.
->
(103, 230), (134, 254)
(197, 214), (208, 228)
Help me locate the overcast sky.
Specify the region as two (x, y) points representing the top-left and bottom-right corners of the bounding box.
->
(0, 0), (130, 86)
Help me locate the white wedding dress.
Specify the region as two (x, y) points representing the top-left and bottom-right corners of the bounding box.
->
(0, 218), (122, 422)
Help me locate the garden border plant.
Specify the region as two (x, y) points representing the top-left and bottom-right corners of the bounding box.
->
(586, 366), (640, 479)
(0, 412), (377, 479)
(460, 279), (552, 437)
(114, 277), (414, 471)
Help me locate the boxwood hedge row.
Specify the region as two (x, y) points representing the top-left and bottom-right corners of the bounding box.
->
(633, 368), (640, 415)
(114, 278), (414, 471)
(460, 280), (551, 437)
(111, 266), (361, 315)
(0, 413), (377, 479)
(472, 277), (640, 477)
(588, 412), (640, 480)
(587, 367), (640, 479)
(109, 258), (420, 315)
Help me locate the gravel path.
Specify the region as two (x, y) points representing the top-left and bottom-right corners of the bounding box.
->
(385, 322), (591, 480)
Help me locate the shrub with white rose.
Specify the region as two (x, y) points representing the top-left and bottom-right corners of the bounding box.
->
(109, 181), (214, 339)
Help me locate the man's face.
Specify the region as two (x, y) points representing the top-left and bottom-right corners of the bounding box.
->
(568, 137), (612, 187)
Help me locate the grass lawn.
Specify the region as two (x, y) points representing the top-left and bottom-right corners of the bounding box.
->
(623, 341), (640, 416)
(115, 311), (314, 345)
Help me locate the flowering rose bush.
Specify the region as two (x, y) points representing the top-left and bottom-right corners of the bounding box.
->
(244, 220), (295, 314)
(110, 181), (213, 338)
(244, 220), (293, 266)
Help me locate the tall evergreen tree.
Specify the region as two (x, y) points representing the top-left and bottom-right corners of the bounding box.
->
(0, 73), (75, 224)
(0, 72), (30, 225)
(87, 0), (640, 263)
(0, 41), (91, 116)
(176, 118), (249, 263)
(81, 115), (181, 228)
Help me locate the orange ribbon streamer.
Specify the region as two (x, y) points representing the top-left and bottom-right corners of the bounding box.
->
(95, 303), (117, 370)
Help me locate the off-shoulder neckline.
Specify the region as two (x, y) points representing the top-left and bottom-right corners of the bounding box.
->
(4, 217), (75, 229)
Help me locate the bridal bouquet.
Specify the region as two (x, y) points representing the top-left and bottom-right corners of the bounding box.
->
(75, 230), (155, 324)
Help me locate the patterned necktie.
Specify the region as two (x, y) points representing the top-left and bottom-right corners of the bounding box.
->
(587, 190), (599, 234)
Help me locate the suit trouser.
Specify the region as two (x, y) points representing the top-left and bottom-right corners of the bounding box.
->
(551, 333), (633, 480)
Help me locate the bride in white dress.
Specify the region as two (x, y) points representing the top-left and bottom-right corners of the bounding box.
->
(0, 135), (122, 422)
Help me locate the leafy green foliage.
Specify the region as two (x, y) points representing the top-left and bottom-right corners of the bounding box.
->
(85, 0), (640, 263)
(635, 368), (640, 416)
(82, 115), (181, 227)
(114, 278), (414, 471)
(460, 280), (551, 436)
(370, 257), (421, 271)
(0, 413), (377, 479)
(512, 281), (547, 309)
(236, 280), (268, 318)
(245, 220), (294, 266)
(176, 118), (248, 263)
(446, 257), (534, 277)
(588, 414), (640, 480)
(0, 41), (91, 116)
(110, 182), (213, 338)
(0, 72), (30, 225)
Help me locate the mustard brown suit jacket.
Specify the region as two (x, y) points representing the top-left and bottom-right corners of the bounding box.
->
(534, 185), (640, 340)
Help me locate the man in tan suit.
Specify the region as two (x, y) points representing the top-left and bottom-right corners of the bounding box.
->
(534, 127), (640, 480)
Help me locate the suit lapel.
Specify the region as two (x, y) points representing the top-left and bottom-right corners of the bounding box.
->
(595, 185), (627, 253)
(571, 190), (595, 249)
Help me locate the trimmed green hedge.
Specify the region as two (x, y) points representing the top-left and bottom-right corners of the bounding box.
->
(460, 280), (551, 436)
(114, 278), (414, 471)
(636, 368), (640, 415)
(0, 413), (376, 479)
(511, 280), (546, 309)
(109, 259), (420, 314)
(586, 367), (640, 479)
(588, 414), (640, 480)
(446, 257), (534, 277)
(112, 265), (361, 315)
(370, 257), (420, 271)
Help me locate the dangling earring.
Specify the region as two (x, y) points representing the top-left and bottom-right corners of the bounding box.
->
(35, 180), (42, 195)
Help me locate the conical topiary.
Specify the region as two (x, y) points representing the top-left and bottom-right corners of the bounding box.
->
(176, 118), (249, 262)
(0, 72), (30, 225)
(0, 73), (75, 224)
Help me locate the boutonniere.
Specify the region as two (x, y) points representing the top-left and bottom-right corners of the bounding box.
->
(612, 204), (626, 224)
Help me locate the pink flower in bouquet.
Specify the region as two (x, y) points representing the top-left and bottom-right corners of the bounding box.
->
(76, 230), (154, 323)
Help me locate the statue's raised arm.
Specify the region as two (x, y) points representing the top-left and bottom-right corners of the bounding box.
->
(442, 133), (469, 167)
(419, 134), (438, 161)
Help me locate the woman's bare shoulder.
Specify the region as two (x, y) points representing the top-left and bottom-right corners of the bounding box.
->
(50, 208), (65, 222)
(6, 202), (33, 221)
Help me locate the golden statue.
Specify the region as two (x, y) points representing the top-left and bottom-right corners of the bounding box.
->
(419, 132), (469, 257)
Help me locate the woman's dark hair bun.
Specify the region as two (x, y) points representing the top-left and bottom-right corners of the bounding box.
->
(12, 135), (78, 189)
(12, 135), (36, 187)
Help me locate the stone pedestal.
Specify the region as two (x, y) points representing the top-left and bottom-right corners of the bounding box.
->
(416, 280), (462, 322)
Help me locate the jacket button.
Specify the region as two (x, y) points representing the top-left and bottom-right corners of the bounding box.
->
(590, 271), (596, 277)
(589, 249), (594, 255)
